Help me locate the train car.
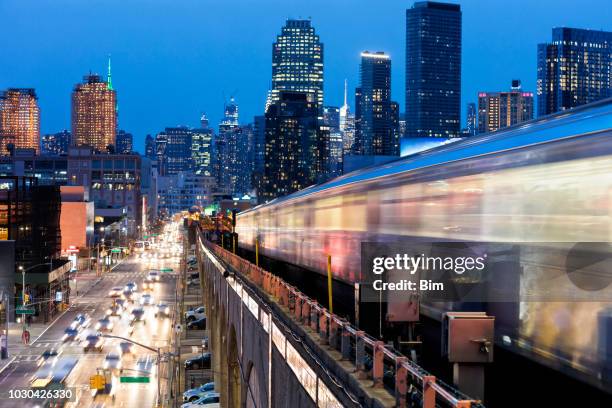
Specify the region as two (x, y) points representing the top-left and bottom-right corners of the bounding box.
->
(236, 98), (612, 393)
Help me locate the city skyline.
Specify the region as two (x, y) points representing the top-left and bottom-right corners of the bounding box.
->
(1, 0), (611, 152)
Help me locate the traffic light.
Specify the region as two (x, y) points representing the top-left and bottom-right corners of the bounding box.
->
(24, 293), (30, 305)
(89, 374), (106, 390)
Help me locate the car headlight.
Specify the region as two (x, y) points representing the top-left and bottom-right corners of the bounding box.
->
(95, 323), (101, 330)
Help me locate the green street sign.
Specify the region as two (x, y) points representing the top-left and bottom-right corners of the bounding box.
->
(111, 248), (121, 253)
(120, 376), (150, 383)
(160, 268), (173, 272)
(16, 307), (34, 315)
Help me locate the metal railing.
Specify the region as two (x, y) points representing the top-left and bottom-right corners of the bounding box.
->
(201, 237), (484, 408)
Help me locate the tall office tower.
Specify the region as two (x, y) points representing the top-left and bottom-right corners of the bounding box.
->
(405, 1), (462, 138)
(262, 91), (326, 202)
(155, 127), (193, 176)
(353, 52), (400, 156)
(537, 27), (612, 116)
(144, 134), (155, 159)
(216, 97), (242, 194)
(270, 19), (324, 110)
(116, 130), (133, 154)
(466, 103), (477, 136)
(236, 123), (255, 195)
(478, 80), (534, 134)
(41, 130), (71, 155)
(71, 73), (117, 152)
(252, 115), (266, 198)
(339, 79), (350, 132)
(192, 126), (214, 176)
(323, 106), (340, 132)
(0, 88), (40, 155)
(200, 112), (210, 129)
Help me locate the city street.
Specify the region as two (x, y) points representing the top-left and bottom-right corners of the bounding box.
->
(0, 249), (179, 408)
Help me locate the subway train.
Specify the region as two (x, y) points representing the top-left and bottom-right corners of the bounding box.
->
(236, 98), (612, 392)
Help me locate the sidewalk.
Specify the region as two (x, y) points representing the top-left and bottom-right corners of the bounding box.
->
(0, 269), (104, 373)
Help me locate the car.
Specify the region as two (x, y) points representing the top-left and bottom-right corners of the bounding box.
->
(185, 306), (205, 322)
(187, 317), (206, 330)
(83, 334), (104, 352)
(71, 313), (92, 329)
(155, 302), (170, 318)
(180, 393), (220, 408)
(131, 307), (146, 324)
(37, 349), (59, 366)
(122, 290), (136, 302)
(114, 298), (126, 308)
(118, 341), (134, 355)
(140, 293), (154, 306)
(147, 271), (160, 282)
(185, 353), (211, 370)
(125, 282), (138, 292)
(95, 317), (114, 332)
(143, 276), (155, 290)
(103, 353), (122, 370)
(106, 303), (123, 317)
(109, 287), (123, 298)
(183, 383), (215, 402)
(62, 327), (79, 342)
(187, 277), (199, 286)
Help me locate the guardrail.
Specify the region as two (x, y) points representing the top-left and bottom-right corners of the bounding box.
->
(202, 238), (484, 408)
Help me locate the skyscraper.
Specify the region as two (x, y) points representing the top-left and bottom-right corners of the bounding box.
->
(144, 134), (155, 159)
(116, 130), (133, 154)
(537, 27), (612, 116)
(465, 103), (477, 136)
(216, 97), (241, 193)
(155, 127), (192, 176)
(478, 80), (534, 134)
(41, 130), (71, 155)
(0, 88), (40, 155)
(71, 73), (117, 152)
(353, 52), (400, 156)
(192, 126), (213, 177)
(323, 106), (340, 132)
(252, 115), (266, 198)
(262, 91), (326, 202)
(270, 19), (324, 110)
(339, 80), (356, 155)
(405, 1), (462, 138)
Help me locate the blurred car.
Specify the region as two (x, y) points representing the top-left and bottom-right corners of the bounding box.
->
(183, 382), (215, 402)
(37, 349), (59, 366)
(106, 303), (123, 317)
(185, 306), (205, 322)
(83, 334), (104, 352)
(187, 317), (206, 330)
(108, 287), (123, 298)
(118, 341), (134, 355)
(71, 313), (91, 329)
(180, 393), (220, 408)
(122, 290), (136, 303)
(185, 353), (211, 370)
(125, 282), (138, 292)
(103, 353), (122, 370)
(143, 276), (155, 290)
(131, 307), (146, 324)
(114, 298), (126, 308)
(147, 271), (160, 282)
(140, 293), (154, 306)
(62, 327), (79, 342)
(95, 317), (114, 332)
(155, 302), (170, 318)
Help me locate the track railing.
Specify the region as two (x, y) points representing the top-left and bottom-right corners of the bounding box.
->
(204, 238), (483, 408)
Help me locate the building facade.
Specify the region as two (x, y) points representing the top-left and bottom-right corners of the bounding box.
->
(157, 172), (216, 217)
(192, 127), (214, 176)
(537, 27), (612, 116)
(155, 127), (193, 176)
(144, 134), (155, 159)
(0, 88), (40, 155)
(116, 130), (133, 154)
(478, 80), (534, 134)
(465, 103), (477, 136)
(71, 74), (117, 152)
(41, 130), (71, 155)
(270, 19), (324, 110)
(405, 1), (462, 138)
(353, 52), (400, 156)
(262, 91), (326, 202)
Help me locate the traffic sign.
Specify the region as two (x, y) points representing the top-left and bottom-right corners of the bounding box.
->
(16, 307), (34, 315)
(111, 248), (121, 253)
(120, 376), (150, 383)
(90, 374), (106, 390)
(160, 268), (173, 273)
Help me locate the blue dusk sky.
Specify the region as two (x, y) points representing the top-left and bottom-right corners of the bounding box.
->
(1, 0), (611, 152)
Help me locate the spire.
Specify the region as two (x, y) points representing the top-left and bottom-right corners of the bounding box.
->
(107, 54), (113, 90)
(343, 78), (348, 107)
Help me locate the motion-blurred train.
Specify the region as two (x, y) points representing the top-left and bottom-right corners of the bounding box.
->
(236, 98), (612, 392)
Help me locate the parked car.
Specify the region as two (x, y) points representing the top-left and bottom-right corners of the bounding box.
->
(187, 317), (206, 330)
(185, 353), (211, 370)
(183, 382), (215, 402)
(181, 393), (219, 407)
(185, 306), (205, 322)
